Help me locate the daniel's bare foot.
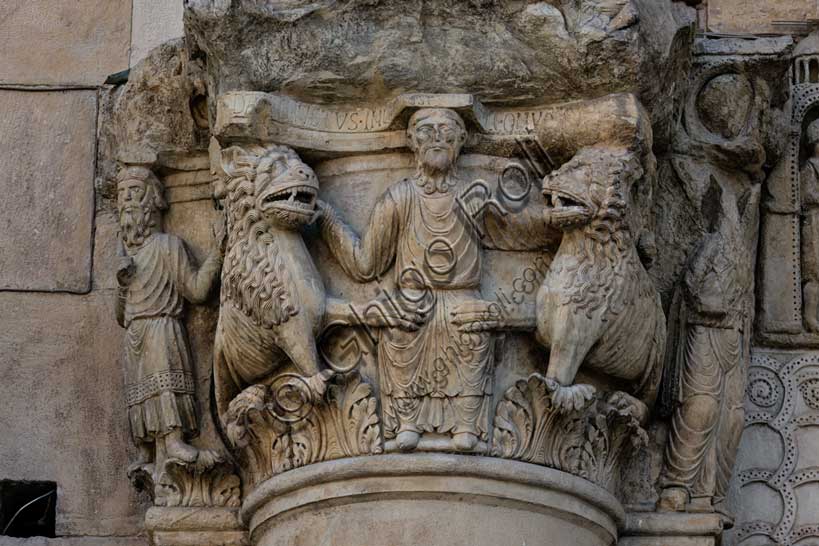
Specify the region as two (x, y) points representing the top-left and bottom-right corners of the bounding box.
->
(396, 430), (421, 451)
(657, 487), (688, 512)
(452, 432), (479, 452)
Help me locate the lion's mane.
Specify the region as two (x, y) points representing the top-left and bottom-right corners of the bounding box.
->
(554, 148), (651, 318)
(220, 144), (300, 328)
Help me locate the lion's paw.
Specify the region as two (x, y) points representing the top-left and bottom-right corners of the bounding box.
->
(607, 391), (649, 425)
(543, 378), (596, 413)
(306, 369), (335, 399)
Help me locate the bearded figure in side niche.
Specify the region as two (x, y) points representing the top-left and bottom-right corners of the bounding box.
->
(115, 165), (225, 470)
(317, 108), (501, 453)
(802, 119), (819, 332)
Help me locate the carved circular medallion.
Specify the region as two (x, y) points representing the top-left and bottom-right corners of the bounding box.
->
(800, 378), (819, 410)
(747, 368), (784, 409)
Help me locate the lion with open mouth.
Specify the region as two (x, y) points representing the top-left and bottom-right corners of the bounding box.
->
(535, 146), (666, 422)
(212, 144), (332, 434)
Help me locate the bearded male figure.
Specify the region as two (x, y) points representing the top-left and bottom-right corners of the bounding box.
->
(318, 109), (503, 453)
(116, 165), (224, 468)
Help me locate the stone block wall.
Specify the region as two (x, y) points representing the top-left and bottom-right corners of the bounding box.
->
(707, 0), (817, 34)
(0, 1), (182, 543)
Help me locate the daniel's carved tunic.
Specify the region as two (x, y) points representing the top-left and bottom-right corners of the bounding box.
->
(119, 233), (221, 443)
(321, 176), (494, 440)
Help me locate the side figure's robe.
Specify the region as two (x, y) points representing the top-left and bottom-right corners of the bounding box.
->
(119, 233), (221, 444)
(660, 231), (745, 503)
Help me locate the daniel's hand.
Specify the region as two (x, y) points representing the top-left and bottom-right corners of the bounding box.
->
(313, 199), (333, 225)
(354, 294), (428, 332)
(451, 300), (502, 333)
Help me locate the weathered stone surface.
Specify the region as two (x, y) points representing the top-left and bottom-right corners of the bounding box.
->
(0, 539), (146, 546)
(185, 0), (696, 133)
(757, 30), (819, 345)
(113, 40), (208, 162)
(0, 291), (142, 536)
(620, 512), (723, 546)
(114, 163), (233, 507)
(708, 0), (814, 35)
(693, 35), (793, 57)
(5, 2), (812, 546)
(696, 74), (754, 140)
(145, 507), (247, 546)
(243, 455), (623, 546)
(0, 1), (131, 85)
(131, 0), (185, 68)
(0, 90), (96, 293)
(725, 350), (819, 546)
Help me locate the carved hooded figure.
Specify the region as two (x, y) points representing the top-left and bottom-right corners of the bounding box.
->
(658, 184), (759, 514)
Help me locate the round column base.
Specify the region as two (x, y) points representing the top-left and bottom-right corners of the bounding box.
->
(243, 454), (624, 546)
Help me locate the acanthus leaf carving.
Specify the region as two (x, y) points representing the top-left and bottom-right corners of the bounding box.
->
(129, 455), (241, 508)
(290, 372), (383, 467)
(225, 371), (383, 489)
(492, 373), (648, 490)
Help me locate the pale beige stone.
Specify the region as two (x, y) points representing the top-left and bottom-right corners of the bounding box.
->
(0, 90), (96, 293)
(130, 0), (185, 68)
(620, 512), (723, 546)
(114, 164), (235, 507)
(0, 539), (147, 546)
(243, 454), (622, 546)
(90, 3), (801, 546)
(707, 0), (815, 34)
(0, 291), (141, 536)
(0, 1), (131, 85)
(144, 507), (247, 546)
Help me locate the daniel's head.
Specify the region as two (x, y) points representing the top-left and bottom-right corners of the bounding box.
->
(407, 108), (467, 176)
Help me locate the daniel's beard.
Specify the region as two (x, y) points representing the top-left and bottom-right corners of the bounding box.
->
(416, 147), (458, 193)
(120, 206), (156, 248)
(421, 147), (455, 173)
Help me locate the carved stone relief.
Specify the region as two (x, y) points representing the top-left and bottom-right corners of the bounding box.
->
(115, 164), (240, 507)
(646, 38), (777, 518)
(728, 350), (819, 546)
(225, 372), (381, 489)
(492, 373), (649, 491)
(316, 107), (507, 454)
(192, 94), (662, 512)
(101, 2), (803, 545)
(759, 33), (819, 345)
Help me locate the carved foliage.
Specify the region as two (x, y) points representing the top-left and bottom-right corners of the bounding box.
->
(291, 373), (383, 467)
(129, 457), (241, 508)
(226, 372), (383, 489)
(155, 459), (241, 508)
(492, 374), (648, 490)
